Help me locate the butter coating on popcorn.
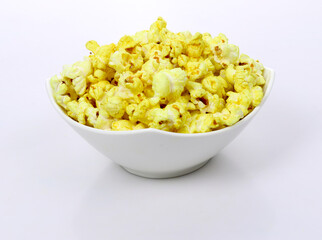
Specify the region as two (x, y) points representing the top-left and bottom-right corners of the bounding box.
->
(50, 17), (266, 133)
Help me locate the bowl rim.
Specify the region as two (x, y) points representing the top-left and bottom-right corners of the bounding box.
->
(46, 67), (275, 137)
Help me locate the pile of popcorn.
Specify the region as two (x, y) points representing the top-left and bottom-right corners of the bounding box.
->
(50, 17), (265, 133)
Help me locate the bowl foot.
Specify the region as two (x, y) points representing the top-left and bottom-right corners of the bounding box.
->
(121, 159), (211, 179)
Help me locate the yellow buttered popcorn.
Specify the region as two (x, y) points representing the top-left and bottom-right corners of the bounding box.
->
(50, 17), (266, 133)
(152, 68), (187, 102)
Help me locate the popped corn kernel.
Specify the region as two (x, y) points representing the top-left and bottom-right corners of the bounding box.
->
(152, 68), (187, 101)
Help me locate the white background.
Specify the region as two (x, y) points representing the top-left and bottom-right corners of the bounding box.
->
(1, 0), (322, 239)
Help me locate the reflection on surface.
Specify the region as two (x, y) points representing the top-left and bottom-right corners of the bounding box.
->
(73, 154), (275, 240)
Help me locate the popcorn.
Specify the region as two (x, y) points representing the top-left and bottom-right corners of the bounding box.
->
(201, 75), (227, 98)
(251, 86), (264, 107)
(152, 68), (187, 101)
(50, 17), (266, 133)
(118, 71), (144, 95)
(148, 107), (181, 132)
(62, 58), (93, 95)
(105, 95), (126, 118)
(112, 120), (135, 131)
(186, 32), (205, 58)
(66, 95), (98, 126)
(186, 59), (209, 81)
(148, 17), (167, 43)
(126, 99), (151, 125)
(190, 113), (218, 133)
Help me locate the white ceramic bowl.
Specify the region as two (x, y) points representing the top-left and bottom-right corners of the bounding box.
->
(46, 67), (274, 178)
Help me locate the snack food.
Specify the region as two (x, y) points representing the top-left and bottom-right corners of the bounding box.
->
(50, 17), (265, 133)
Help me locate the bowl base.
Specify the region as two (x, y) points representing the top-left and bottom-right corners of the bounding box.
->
(122, 159), (211, 179)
